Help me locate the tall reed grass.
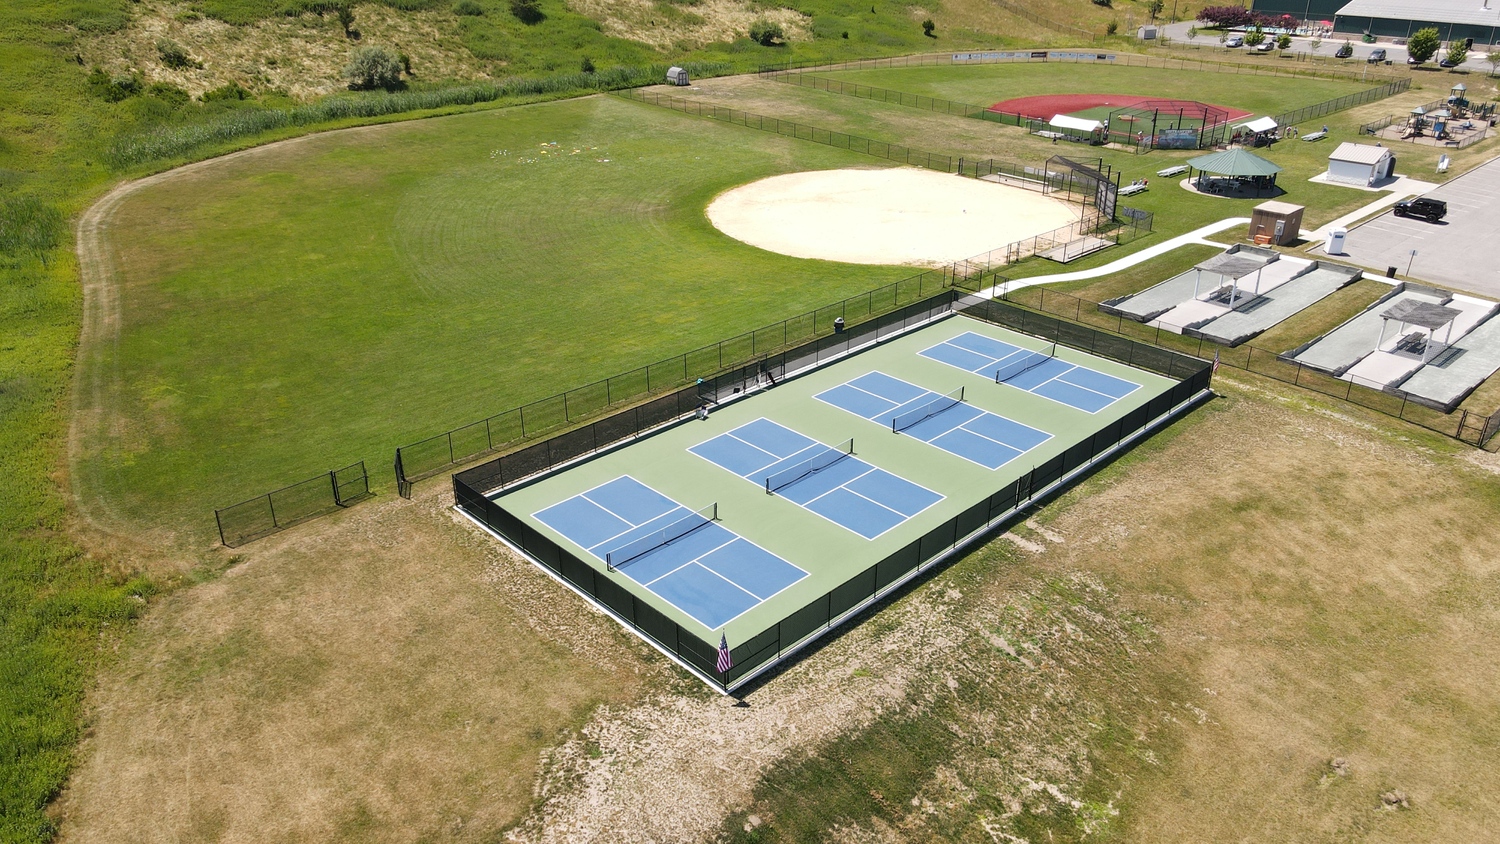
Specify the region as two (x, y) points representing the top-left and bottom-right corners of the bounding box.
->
(104, 62), (732, 169)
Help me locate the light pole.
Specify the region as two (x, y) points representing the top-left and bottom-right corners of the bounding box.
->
(1406, 249), (1418, 276)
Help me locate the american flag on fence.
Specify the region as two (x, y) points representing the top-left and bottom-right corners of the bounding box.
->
(716, 633), (733, 674)
(1212, 349), (1220, 374)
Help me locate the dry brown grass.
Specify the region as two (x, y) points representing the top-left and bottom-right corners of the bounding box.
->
(81, 0), (489, 99)
(493, 372), (1500, 841)
(1069, 375), (1500, 841)
(57, 478), (658, 843)
(565, 0), (809, 52)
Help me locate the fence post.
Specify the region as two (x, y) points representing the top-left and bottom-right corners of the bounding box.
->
(267, 493), (278, 528)
(215, 509), (229, 547)
(330, 469), (342, 507)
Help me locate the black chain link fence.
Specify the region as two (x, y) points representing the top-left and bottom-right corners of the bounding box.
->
(215, 461), (370, 547)
(455, 285), (1213, 691)
(395, 267), (972, 495)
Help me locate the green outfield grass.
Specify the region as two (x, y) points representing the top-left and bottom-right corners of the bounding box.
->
(77, 94), (925, 543)
(818, 62), (1370, 116)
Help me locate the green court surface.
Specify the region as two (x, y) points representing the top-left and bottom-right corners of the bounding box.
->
(489, 314), (1178, 643)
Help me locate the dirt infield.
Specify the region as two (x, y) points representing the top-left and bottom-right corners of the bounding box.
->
(705, 167), (1081, 266)
(990, 93), (1252, 122)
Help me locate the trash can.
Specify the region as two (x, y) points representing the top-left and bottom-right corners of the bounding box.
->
(1326, 228), (1347, 255)
(1387, 266), (1397, 278)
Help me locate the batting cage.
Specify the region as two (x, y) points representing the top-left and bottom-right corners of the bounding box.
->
(1104, 100), (1232, 151)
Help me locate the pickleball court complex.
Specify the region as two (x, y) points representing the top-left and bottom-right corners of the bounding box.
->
(456, 301), (1213, 691)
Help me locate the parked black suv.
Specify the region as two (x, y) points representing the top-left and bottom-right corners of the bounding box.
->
(1393, 197), (1447, 222)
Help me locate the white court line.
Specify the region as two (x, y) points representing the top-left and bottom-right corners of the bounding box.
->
(639, 534), (738, 587)
(834, 482), (910, 520)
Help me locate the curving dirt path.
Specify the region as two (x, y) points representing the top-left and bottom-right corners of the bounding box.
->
(67, 121), (411, 553)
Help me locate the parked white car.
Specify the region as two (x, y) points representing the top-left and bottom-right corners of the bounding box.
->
(1225, 34), (1244, 47)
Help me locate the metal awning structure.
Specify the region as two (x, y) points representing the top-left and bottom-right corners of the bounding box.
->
(1186, 148), (1283, 197)
(1378, 300), (1463, 363)
(1191, 252), (1276, 308)
(1187, 148), (1283, 176)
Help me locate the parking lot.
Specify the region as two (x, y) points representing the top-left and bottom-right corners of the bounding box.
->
(1324, 156), (1500, 298)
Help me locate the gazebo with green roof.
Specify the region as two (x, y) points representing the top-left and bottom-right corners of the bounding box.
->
(1186, 148), (1283, 197)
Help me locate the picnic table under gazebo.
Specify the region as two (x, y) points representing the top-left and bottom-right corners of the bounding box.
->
(1185, 148), (1283, 197)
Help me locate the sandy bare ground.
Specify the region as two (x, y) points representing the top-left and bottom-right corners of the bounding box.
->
(706, 167), (1081, 267)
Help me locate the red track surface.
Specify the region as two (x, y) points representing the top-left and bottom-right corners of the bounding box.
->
(989, 93), (1252, 121)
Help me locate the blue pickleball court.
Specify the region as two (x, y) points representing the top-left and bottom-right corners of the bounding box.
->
(533, 476), (807, 629)
(689, 419), (943, 539)
(920, 331), (1141, 413)
(815, 372), (1052, 469)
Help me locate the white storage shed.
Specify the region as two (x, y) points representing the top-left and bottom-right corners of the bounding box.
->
(1326, 142), (1395, 186)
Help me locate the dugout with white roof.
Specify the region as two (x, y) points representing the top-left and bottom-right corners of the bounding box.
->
(1048, 114), (1105, 143)
(1326, 142), (1395, 186)
(1234, 116), (1279, 145)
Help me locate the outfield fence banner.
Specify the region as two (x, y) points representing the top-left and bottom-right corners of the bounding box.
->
(214, 461), (370, 547)
(454, 284), (1213, 692)
(998, 285), (1500, 448)
(395, 269), (979, 493)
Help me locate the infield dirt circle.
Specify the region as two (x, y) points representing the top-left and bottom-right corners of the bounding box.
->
(706, 167), (1082, 266)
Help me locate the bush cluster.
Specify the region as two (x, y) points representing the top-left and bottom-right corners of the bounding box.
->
(1197, 6), (1298, 30)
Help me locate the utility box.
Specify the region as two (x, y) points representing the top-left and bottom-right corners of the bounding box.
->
(1326, 228), (1347, 255)
(1249, 200), (1305, 246)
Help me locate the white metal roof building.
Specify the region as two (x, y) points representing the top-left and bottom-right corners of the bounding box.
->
(1333, 0), (1500, 42)
(1326, 142), (1396, 186)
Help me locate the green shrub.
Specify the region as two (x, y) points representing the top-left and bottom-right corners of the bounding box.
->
(580, 56), (595, 72)
(921, 18), (933, 36)
(147, 82), (192, 106)
(749, 18), (784, 45)
(88, 68), (143, 102)
(454, 0), (484, 13)
(335, 3), (355, 33)
(1105, 20), (1117, 35)
(201, 81), (253, 101)
(156, 38), (201, 69)
(343, 45), (404, 90)
(510, 0), (544, 23)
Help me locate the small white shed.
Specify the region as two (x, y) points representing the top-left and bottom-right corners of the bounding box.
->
(1327, 141), (1395, 186)
(666, 66), (689, 86)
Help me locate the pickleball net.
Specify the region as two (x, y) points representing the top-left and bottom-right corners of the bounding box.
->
(764, 438), (855, 495)
(993, 343), (1056, 384)
(606, 502), (718, 571)
(891, 386), (966, 433)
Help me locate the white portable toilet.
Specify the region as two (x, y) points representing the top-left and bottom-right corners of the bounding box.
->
(1326, 228), (1347, 255)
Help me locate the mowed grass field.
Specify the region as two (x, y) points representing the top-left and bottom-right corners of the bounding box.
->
(79, 94), (922, 544)
(819, 61), (1369, 116)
